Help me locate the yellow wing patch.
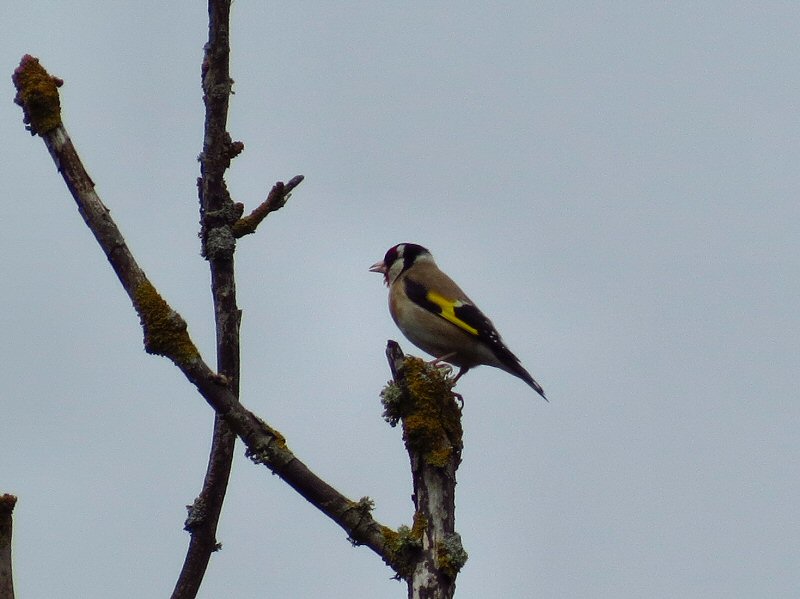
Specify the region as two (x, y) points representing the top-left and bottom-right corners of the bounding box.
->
(426, 291), (479, 336)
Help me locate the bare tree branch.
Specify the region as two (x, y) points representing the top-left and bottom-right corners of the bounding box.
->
(173, 1), (240, 595)
(232, 175), (304, 238)
(0, 494), (17, 599)
(174, 421), (236, 599)
(383, 342), (467, 598)
(12, 53), (408, 581)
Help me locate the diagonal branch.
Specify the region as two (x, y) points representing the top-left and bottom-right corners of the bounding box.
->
(13, 52), (406, 580)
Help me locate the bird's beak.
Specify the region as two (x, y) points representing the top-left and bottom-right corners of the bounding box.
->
(369, 260), (389, 286)
(368, 260), (386, 274)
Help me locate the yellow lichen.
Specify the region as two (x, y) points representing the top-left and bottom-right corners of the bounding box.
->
(399, 357), (463, 467)
(427, 445), (453, 468)
(436, 533), (469, 579)
(133, 280), (199, 365)
(231, 216), (256, 237)
(411, 510), (428, 539)
(381, 525), (400, 548)
(12, 55), (63, 136)
(381, 522), (423, 580)
(262, 422), (287, 451)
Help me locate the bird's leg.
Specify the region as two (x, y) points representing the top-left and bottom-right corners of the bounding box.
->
(452, 366), (470, 384)
(451, 367), (469, 408)
(429, 352), (456, 367)
(430, 356), (466, 407)
(428, 353), (455, 378)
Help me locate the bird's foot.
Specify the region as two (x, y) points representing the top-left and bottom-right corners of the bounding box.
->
(429, 352), (456, 367)
(428, 354), (455, 377)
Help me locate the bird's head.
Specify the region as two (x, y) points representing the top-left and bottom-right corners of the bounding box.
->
(369, 243), (432, 286)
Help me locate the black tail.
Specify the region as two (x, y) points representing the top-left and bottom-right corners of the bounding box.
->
(511, 362), (548, 402)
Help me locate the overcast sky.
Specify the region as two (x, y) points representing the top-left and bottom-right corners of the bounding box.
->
(3, 3), (799, 598)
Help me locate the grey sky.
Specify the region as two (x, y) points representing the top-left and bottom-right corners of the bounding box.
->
(3, 3), (798, 598)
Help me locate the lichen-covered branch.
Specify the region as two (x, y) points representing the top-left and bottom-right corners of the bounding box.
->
(13, 52), (406, 582)
(12, 55), (62, 136)
(382, 341), (467, 598)
(0, 494), (17, 599)
(172, 1), (241, 596)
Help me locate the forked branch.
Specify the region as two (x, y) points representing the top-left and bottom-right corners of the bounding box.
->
(174, 1), (241, 596)
(12, 53), (405, 580)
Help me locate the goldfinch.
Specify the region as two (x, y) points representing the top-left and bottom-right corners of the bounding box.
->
(370, 243), (546, 400)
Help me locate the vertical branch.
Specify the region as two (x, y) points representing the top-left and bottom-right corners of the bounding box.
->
(0, 494), (17, 599)
(172, 1), (240, 597)
(384, 342), (468, 599)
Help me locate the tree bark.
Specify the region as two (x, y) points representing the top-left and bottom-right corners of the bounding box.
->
(0, 494), (17, 599)
(384, 342), (468, 598)
(172, 1), (240, 596)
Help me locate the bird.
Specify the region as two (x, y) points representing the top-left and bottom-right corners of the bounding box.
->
(370, 243), (546, 400)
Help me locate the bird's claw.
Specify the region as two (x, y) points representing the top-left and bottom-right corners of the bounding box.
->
(431, 361), (453, 377)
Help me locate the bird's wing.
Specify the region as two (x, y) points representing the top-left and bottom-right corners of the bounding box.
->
(404, 277), (493, 342)
(404, 274), (547, 399)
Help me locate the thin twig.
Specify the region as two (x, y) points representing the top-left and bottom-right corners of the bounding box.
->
(232, 174), (304, 238)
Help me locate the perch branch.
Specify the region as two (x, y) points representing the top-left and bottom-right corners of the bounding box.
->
(383, 341), (467, 598)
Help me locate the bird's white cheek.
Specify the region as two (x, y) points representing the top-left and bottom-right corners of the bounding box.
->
(386, 261), (405, 286)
